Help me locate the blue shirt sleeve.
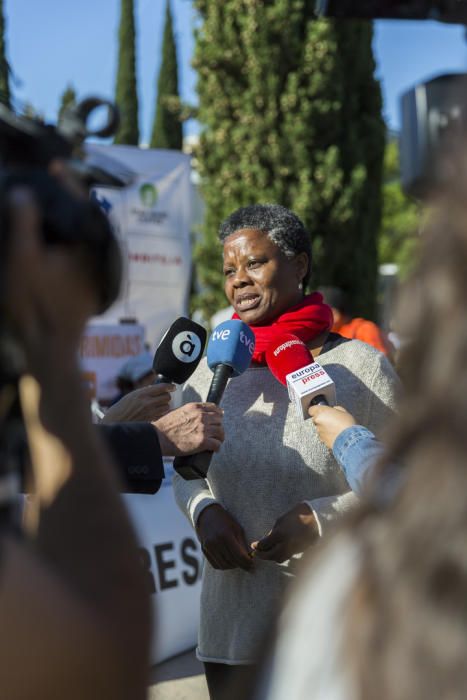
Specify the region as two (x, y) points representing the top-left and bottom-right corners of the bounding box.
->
(332, 426), (385, 496)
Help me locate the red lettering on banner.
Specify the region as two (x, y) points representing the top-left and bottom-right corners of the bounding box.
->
(128, 253), (182, 266)
(79, 334), (143, 359)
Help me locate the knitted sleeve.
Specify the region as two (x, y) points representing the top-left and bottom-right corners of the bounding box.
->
(172, 472), (220, 529)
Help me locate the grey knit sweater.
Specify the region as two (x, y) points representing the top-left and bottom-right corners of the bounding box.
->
(173, 339), (399, 664)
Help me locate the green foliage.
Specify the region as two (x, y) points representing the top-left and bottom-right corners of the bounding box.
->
(150, 0), (183, 150)
(192, 3), (385, 321)
(114, 0), (139, 145)
(0, 0), (10, 107)
(58, 84), (77, 123)
(379, 139), (421, 277)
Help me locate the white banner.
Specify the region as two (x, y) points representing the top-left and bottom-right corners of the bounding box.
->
(124, 462), (201, 665)
(86, 145), (192, 348)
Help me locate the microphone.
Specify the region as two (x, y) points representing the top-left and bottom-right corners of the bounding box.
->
(173, 319), (255, 480)
(266, 333), (336, 419)
(152, 317), (207, 385)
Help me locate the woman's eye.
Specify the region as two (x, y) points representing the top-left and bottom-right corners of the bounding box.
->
(247, 260), (263, 269)
(224, 268), (234, 277)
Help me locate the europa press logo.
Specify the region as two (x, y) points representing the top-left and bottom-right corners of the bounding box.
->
(139, 183), (158, 208)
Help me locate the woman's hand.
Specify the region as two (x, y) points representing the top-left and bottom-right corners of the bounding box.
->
(101, 384), (175, 424)
(251, 503), (318, 563)
(308, 405), (357, 450)
(196, 504), (253, 572)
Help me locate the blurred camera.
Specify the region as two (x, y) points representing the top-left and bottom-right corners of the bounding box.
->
(0, 97), (123, 326)
(0, 96), (124, 511)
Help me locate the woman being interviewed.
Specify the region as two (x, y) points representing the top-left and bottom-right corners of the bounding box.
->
(173, 204), (399, 698)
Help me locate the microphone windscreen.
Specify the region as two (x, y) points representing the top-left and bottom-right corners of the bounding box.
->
(207, 320), (255, 376)
(266, 333), (314, 385)
(153, 317), (207, 384)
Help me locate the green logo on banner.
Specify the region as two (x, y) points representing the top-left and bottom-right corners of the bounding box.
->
(139, 183), (158, 208)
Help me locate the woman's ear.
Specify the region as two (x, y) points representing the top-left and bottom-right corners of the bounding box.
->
(294, 252), (309, 286)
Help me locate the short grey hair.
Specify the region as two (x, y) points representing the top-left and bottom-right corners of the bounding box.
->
(219, 204), (312, 286)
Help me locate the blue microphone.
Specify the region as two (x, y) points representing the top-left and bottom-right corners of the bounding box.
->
(174, 320), (255, 480)
(205, 319), (255, 400)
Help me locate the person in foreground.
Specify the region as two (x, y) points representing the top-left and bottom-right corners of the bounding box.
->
(262, 159), (467, 700)
(0, 189), (150, 699)
(172, 203), (399, 699)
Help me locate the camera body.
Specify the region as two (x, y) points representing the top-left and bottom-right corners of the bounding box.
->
(0, 99), (123, 321)
(0, 98), (123, 516)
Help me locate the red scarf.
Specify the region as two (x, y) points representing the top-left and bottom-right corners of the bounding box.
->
(232, 292), (333, 365)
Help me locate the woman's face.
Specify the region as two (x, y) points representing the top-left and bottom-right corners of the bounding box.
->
(223, 228), (308, 326)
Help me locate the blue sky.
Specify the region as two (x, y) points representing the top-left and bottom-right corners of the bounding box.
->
(6, 1), (467, 143)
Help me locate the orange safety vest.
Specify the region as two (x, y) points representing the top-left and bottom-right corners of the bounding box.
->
(334, 318), (393, 356)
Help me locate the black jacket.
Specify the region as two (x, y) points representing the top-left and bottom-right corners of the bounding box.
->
(98, 422), (165, 494)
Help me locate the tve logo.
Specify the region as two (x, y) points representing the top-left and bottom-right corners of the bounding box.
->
(212, 328), (231, 342)
(240, 330), (255, 356)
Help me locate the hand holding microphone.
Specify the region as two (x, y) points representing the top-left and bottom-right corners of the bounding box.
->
(155, 402), (224, 457)
(151, 318), (228, 457)
(102, 317), (206, 425)
(102, 383), (175, 423)
(308, 405), (357, 449)
(101, 317), (224, 456)
(173, 319), (255, 480)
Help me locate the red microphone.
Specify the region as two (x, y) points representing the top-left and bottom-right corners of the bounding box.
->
(266, 333), (336, 419)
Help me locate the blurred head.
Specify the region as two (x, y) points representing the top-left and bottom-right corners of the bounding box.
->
(318, 286), (353, 328)
(343, 151), (467, 699)
(219, 204), (311, 326)
(117, 352), (154, 395)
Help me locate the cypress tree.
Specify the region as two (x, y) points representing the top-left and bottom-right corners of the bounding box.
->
(58, 84), (77, 122)
(114, 0), (139, 145)
(0, 0), (11, 107)
(192, 2), (384, 320)
(150, 0), (182, 150)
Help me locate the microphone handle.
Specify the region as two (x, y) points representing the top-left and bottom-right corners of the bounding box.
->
(309, 394), (329, 407)
(205, 363), (233, 404)
(173, 450), (213, 481)
(173, 363), (233, 480)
